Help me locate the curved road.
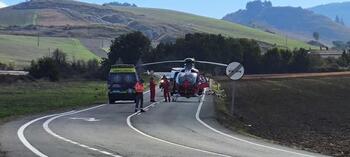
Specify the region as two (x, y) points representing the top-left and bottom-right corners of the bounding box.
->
(0, 90), (326, 157)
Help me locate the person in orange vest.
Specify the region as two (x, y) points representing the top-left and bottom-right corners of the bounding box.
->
(134, 79), (145, 112)
(149, 77), (157, 102)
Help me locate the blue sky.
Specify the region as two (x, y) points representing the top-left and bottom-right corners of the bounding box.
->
(0, 0), (348, 18)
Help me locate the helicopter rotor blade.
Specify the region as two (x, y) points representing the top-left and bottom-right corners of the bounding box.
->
(141, 59), (228, 67)
(195, 60), (228, 67)
(141, 60), (184, 66)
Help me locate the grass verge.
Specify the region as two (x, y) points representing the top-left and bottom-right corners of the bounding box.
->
(0, 73), (155, 121)
(213, 76), (350, 157)
(0, 81), (107, 120)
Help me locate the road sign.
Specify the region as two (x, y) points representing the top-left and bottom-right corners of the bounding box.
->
(226, 62), (244, 80)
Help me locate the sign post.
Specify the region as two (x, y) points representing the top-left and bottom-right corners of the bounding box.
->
(226, 62), (245, 115)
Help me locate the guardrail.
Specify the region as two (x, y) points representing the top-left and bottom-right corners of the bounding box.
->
(0, 70), (29, 76)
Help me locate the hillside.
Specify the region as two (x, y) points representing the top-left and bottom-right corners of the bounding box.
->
(0, 0), (312, 49)
(309, 2), (350, 26)
(0, 35), (98, 67)
(223, 0), (350, 44)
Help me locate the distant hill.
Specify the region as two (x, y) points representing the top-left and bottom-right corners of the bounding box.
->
(309, 2), (350, 26)
(223, 0), (350, 44)
(0, 0), (311, 48)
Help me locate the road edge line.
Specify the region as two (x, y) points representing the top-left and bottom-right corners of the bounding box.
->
(196, 90), (317, 157)
(17, 111), (75, 157)
(42, 104), (122, 157)
(18, 90), (152, 157)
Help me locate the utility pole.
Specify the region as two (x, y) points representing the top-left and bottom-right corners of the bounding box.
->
(37, 32), (40, 47)
(101, 39), (104, 48)
(285, 35), (288, 50)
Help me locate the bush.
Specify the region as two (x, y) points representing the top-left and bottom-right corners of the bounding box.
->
(29, 57), (59, 81)
(0, 62), (7, 70)
(29, 49), (101, 81)
(0, 62), (15, 70)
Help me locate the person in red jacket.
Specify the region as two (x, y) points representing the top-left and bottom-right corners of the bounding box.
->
(134, 80), (145, 113)
(162, 76), (171, 102)
(149, 77), (156, 102)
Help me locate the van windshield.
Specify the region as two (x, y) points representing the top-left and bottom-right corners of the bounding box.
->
(109, 73), (137, 84)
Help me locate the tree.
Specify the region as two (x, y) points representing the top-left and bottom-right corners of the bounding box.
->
(335, 15), (340, 23)
(289, 49), (310, 72)
(340, 18), (345, 26)
(280, 49), (293, 72)
(313, 32), (320, 41)
(347, 41), (350, 47)
(51, 49), (67, 65)
(262, 48), (283, 73)
(108, 31), (151, 65)
(29, 57), (59, 81)
(333, 41), (347, 49)
(239, 39), (262, 74)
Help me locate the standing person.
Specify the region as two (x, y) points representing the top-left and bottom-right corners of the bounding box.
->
(149, 77), (157, 102)
(134, 79), (145, 112)
(162, 77), (171, 102)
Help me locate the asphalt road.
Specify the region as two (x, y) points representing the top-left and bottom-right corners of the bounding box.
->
(0, 90), (326, 157)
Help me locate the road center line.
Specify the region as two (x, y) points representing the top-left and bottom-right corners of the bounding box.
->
(196, 89), (317, 157)
(127, 101), (232, 157)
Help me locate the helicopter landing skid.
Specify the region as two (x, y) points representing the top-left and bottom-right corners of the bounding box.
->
(172, 94), (179, 102)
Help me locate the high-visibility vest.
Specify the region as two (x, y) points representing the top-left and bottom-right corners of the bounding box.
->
(135, 82), (144, 93)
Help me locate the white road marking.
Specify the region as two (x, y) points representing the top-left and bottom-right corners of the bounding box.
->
(18, 114), (57, 157)
(69, 117), (100, 122)
(42, 104), (122, 157)
(17, 111), (76, 157)
(127, 101), (232, 157)
(17, 89), (155, 157)
(18, 90), (152, 157)
(196, 90), (317, 157)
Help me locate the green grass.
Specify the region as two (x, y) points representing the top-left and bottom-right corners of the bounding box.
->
(113, 6), (314, 49)
(0, 35), (99, 68)
(0, 73), (154, 120)
(0, 81), (107, 119)
(215, 77), (350, 156)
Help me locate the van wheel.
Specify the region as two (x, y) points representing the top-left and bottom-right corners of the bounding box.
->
(109, 99), (115, 104)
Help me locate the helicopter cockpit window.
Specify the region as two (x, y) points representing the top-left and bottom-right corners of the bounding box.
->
(177, 73), (198, 85)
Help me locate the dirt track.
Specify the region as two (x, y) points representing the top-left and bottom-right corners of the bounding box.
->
(214, 73), (350, 157)
(243, 71), (350, 80)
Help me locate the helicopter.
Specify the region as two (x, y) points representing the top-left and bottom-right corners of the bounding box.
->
(141, 58), (229, 102)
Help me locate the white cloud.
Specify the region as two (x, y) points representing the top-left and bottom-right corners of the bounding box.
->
(0, 1), (7, 8)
